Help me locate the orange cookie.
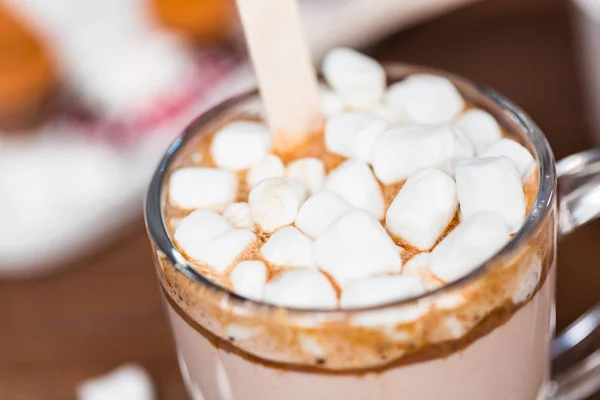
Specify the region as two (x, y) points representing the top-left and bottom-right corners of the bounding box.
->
(153, 0), (238, 44)
(0, 5), (57, 131)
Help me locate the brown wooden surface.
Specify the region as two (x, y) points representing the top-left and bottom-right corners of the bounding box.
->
(1, 1), (599, 399)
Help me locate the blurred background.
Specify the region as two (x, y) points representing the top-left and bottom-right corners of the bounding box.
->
(0, 0), (599, 398)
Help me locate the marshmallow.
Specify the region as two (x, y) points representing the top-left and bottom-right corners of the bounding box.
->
(286, 158), (325, 194)
(320, 87), (345, 116)
(322, 47), (386, 109)
(299, 335), (324, 358)
(455, 109), (502, 154)
(386, 74), (464, 124)
(225, 325), (254, 341)
(340, 275), (425, 308)
(434, 292), (467, 310)
(455, 157), (526, 233)
(314, 210), (402, 287)
(325, 159), (384, 219)
(261, 226), (316, 268)
(513, 256), (542, 304)
(386, 168), (458, 250)
(352, 303), (429, 327)
(77, 364), (155, 400)
(290, 179), (309, 204)
(443, 317), (467, 340)
(247, 155), (284, 187)
(324, 112), (388, 162)
(372, 124), (456, 184)
(168, 167), (238, 211)
(482, 138), (536, 180)
(295, 190), (351, 239)
(451, 126), (475, 162)
(195, 229), (256, 272)
(441, 125), (476, 177)
(429, 211), (510, 283)
(210, 121), (272, 171)
(403, 252), (430, 274)
(174, 210), (233, 257)
(174, 210), (255, 271)
(248, 177), (304, 232)
(263, 269), (337, 309)
(222, 202), (253, 229)
(373, 101), (407, 126)
(230, 260), (267, 301)
(168, 218), (183, 230)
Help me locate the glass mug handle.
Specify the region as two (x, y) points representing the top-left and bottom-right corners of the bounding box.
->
(545, 148), (600, 400)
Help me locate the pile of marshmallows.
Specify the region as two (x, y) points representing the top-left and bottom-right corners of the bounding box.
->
(168, 48), (536, 310)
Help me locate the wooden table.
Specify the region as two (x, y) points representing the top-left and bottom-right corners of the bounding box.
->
(1, 0), (599, 399)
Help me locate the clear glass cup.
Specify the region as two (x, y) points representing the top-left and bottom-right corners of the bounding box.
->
(145, 63), (600, 400)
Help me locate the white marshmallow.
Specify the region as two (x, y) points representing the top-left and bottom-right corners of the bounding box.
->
(314, 210), (402, 287)
(322, 47), (386, 109)
(289, 179), (309, 204)
(429, 211), (510, 283)
(443, 317), (467, 340)
(434, 292), (467, 310)
(247, 155), (284, 187)
(455, 157), (526, 233)
(263, 269), (337, 309)
(482, 138), (536, 180)
(174, 210), (233, 257)
(351, 304), (429, 327)
(299, 335), (324, 358)
(168, 167), (238, 211)
(442, 125), (476, 177)
(373, 101), (408, 126)
(230, 260), (267, 301)
(222, 202), (253, 229)
(248, 177), (304, 232)
(211, 121), (272, 171)
(340, 275), (425, 308)
(319, 87), (345, 116)
(168, 218), (183, 230)
(386, 74), (464, 124)
(193, 229), (256, 272)
(174, 210), (254, 271)
(261, 226), (316, 268)
(372, 124), (456, 184)
(324, 112), (388, 162)
(403, 252), (430, 274)
(295, 190), (351, 239)
(455, 109), (502, 154)
(386, 168), (458, 250)
(451, 126), (475, 162)
(77, 364), (155, 400)
(286, 158), (325, 194)
(325, 159), (384, 219)
(225, 325), (254, 342)
(513, 256), (542, 304)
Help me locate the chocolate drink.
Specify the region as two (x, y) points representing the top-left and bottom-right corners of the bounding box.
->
(146, 50), (555, 400)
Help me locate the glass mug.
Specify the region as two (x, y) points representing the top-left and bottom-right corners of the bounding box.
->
(145, 63), (600, 400)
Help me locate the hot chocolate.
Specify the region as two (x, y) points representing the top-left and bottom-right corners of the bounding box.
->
(148, 49), (555, 400)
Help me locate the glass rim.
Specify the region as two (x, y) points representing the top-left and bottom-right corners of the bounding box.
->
(144, 62), (556, 316)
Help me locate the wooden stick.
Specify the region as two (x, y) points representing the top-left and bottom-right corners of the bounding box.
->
(236, 0), (322, 153)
